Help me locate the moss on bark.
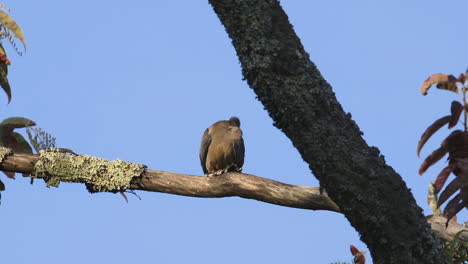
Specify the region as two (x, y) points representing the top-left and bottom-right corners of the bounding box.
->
(34, 149), (146, 192)
(209, 0), (448, 263)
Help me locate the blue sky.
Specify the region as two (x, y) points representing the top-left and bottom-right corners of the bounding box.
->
(0, 1), (467, 263)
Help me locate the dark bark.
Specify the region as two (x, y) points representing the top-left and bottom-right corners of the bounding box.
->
(208, 0), (447, 263)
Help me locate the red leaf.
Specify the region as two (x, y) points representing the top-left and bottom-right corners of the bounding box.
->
(443, 131), (468, 158)
(434, 165), (454, 193)
(417, 115), (451, 157)
(449, 101), (464, 129)
(350, 245), (359, 255)
(350, 245), (366, 264)
(443, 193), (464, 221)
(452, 158), (468, 179)
(420, 73), (458, 95)
(419, 147), (448, 175)
(438, 178), (462, 207)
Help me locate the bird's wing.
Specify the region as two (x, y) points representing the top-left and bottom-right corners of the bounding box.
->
(199, 127), (211, 174)
(233, 134), (245, 171)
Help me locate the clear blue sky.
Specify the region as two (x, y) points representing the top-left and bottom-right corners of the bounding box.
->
(1, 1), (467, 263)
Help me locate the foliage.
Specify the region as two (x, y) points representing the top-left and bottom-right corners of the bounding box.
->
(0, 117), (35, 153)
(350, 245), (366, 264)
(444, 230), (468, 264)
(418, 69), (468, 221)
(26, 127), (56, 153)
(0, 4), (26, 103)
(329, 245), (366, 264)
(428, 182), (468, 263)
(0, 117), (35, 179)
(0, 116), (35, 201)
(0, 5), (32, 200)
(0, 5), (26, 54)
(0, 42), (10, 102)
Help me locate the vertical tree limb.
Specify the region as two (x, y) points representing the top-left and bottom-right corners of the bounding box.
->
(208, 0), (447, 263)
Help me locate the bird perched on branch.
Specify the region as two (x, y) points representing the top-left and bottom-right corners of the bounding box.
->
(199, 117), (245, 176)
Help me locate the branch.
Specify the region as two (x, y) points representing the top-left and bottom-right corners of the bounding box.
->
(2, 151), (467, 242)
(428, 216), (468, 243)
(134, 170), (340, 211)
(0, 152), (340, 212)
(209, 1), (447, 263)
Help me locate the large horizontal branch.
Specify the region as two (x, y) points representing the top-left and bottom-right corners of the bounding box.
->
(133, 170), (339, 211)
(0, 152), (340, 212)
(1, 151), (467, 242)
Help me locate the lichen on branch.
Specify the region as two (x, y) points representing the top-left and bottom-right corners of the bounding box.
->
(0, 146), (12, 162)
(33, 149), (146, 192)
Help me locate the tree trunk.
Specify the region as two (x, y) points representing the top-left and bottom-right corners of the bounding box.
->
(208, 0), (447, 263)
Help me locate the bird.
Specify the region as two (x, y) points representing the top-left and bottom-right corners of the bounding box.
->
(199, 117), (245, 176)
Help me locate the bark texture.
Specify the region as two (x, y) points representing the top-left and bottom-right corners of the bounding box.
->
(1, 152), (466, 243)
(208, 0), (447, 263)
(0, 152), (339, 212)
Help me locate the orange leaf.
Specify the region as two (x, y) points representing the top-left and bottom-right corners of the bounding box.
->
(420, 73), (458, 95)
(450, 215), (458, 222)
(417, 115), (451, 157)
(0, 10), (26, 52)
(419, 147), (448, 175)
(449, 101), (464, 129)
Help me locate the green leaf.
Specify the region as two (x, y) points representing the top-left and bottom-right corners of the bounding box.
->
(0, 117), (35, 129)
(445, 229), (467, 261)
(12, 132), (32, 154)
(0, 118), (35, 161)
